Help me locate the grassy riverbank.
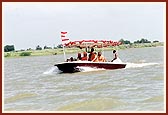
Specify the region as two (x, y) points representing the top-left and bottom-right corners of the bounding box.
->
(4, 42), (164, 58)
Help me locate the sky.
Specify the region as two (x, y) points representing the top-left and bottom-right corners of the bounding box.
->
(3, 2), (166, 50)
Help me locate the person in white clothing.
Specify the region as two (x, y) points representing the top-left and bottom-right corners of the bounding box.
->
(111, 50), (122, 63)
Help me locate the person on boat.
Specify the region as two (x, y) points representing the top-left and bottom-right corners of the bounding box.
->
(81, 52), (88, 61)
(111, 50), (122, 63)
(88, 48), (98, 62)
(77, 53), (82, 60)
(97, 52), (106, 62)
(66, 58), (70, 62)
(66, 57), (74, 62)
(88, 48), (94, 61)
(70, 57), (74, 61)
(111, 50), (117, 62)
(92, 52), (98, 62)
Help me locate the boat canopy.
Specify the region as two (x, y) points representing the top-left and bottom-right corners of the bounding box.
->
(64, 40), (122, 48)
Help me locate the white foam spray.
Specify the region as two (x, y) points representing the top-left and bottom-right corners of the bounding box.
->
(76, 66), (105, 72)
(43, 62), (159, 74)
(43, 66), (60, 74)
(125, 62), (159, 69)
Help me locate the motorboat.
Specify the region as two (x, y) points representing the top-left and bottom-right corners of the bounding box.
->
(55, 61), (126, 73)
(55, 32), (126, 73)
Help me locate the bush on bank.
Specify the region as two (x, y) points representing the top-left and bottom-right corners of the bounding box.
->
(4, 53), (11, 57)
(19, 52), (32, 56)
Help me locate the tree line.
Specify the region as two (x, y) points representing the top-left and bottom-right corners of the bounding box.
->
(4, 38), (160, 52)
(4, 45), (56, 52)
(119, 38), (159, 44)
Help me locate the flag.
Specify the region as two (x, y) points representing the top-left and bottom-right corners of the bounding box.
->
(61, 32), (67, 34)
(61, 32), (69, 45)
(61, 35), (65, 37)
(62, 38), (69, 41)
(61, 31), (69, 41)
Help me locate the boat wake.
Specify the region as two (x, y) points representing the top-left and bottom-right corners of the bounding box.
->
(77, 62), (159, 72)
(125, 62), (159, 69)
(45, 62), (159, 74)
(76, 66), (106, 72)
(43, 66), (61, 74)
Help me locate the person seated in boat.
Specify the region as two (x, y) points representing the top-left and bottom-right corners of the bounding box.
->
(92, 52), (99, 62)
(88, 48), (94, 61)
(77, 53), (82, 61)
(88, 48), (98, 62)
(66, 57), (74, 62)
(66, 58), (70, 62)
(97, 52), (106, 62)
(88, 53), (91, 61)
(81, 52), (88, 61)
(111, 50), (122, 63)
(111, 50), (117, 62)
(70, 57), (74, 61)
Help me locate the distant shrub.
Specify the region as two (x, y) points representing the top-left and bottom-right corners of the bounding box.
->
(4, 45), (15, 52)
(44, 45), (52, 49)
(57, 44), (63, 48)
(153, 40), (159, 43)
(4, 53), (11, 57)
(20, 52), (31, 56)
(134, 38), (151, 43)
(27, 48), (33, 51)
(36, 45), (42, 50)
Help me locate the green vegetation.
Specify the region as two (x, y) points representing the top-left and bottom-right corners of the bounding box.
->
(19, 52), (32, 56)
(119, 38), (131, 44)
(44, 45), (52, 49)
(4, 42), (163, 58)
(36, 45), (42, 50)
(4, 45), (15, 52)
(134, 38), (151, 43)
(116, 42), (164, 49)
(4, 53), (11, 57)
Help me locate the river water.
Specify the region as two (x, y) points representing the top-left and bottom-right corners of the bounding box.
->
(3, 47), (165, 112)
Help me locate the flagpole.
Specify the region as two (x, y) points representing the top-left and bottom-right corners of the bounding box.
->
(61, 31), (68, 61)
(62, 43), (66, 61)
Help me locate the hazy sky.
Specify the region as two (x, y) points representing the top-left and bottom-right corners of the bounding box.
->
(3, 2), (165, 50)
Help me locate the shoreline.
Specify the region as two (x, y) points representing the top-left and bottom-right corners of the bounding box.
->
(4, 42), (164, 58)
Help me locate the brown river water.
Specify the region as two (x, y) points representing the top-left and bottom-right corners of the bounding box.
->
(3, 46), (165, 112)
